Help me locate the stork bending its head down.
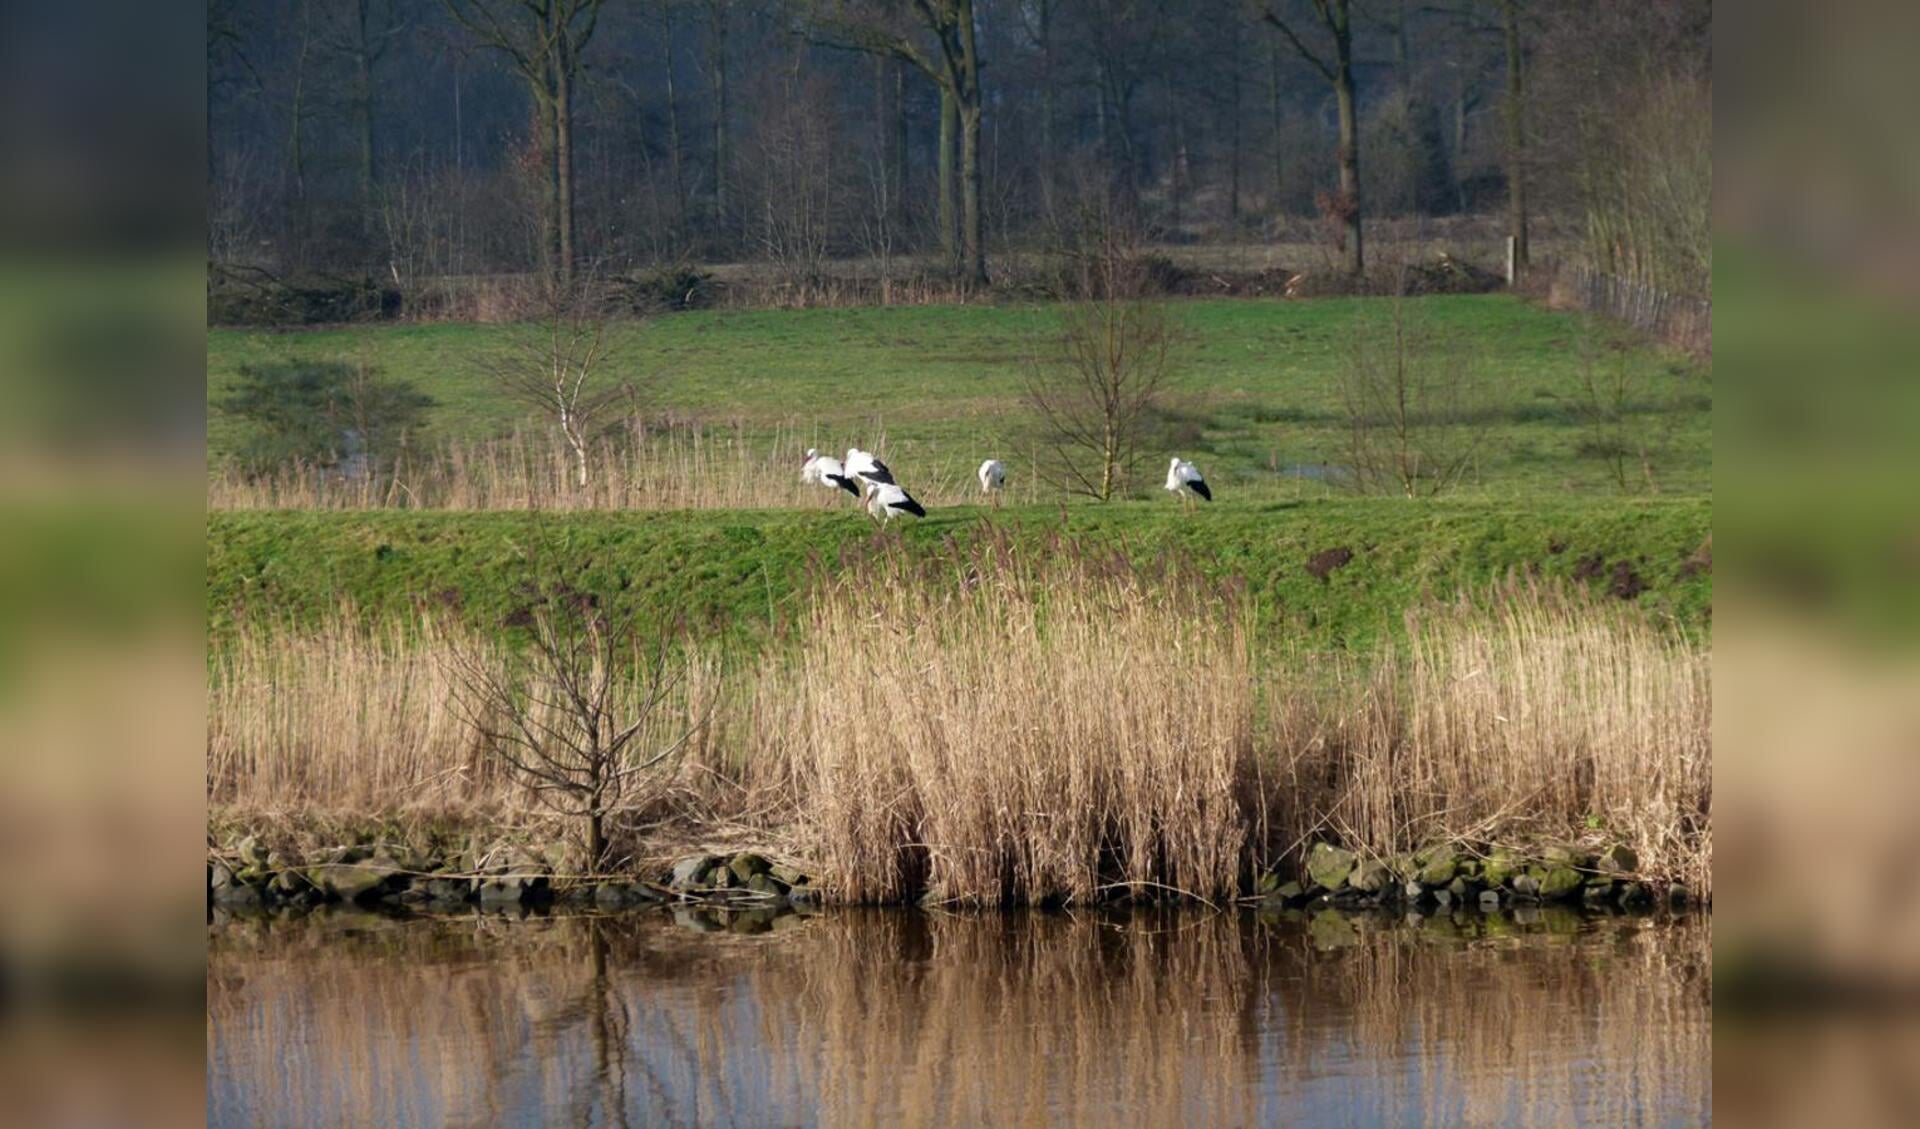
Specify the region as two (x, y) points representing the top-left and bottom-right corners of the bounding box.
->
(978, 459), (1007, 506)
(802, 448), (861, 499)
(864, 480), (926, 525)
(1166, 457), (1212, 506)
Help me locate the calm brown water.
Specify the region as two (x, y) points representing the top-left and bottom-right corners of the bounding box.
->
(207, 905), (1711, 1128)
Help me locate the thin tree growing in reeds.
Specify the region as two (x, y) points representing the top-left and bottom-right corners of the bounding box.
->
(446, 574), (704, 871)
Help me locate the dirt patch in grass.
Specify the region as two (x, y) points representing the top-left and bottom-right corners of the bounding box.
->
(1306, 546), (1355, 582)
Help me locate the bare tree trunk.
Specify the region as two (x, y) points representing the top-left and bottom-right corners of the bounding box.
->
(1334, 78), (1362, 274)
(554, 86), (574, 285)
(1264, 0), (1362, 275)
(288, 0), (313, 268)
(1165, 75), (1185, 233)
(938, 87), (959, 272)
(891, 62), (908, 230)
(955, 0), (986, 286)
(664, 8), (686, 229)
(1453, 2), (1471, 215)
(352, 0), (377, 241)
(708, 0), (729, 234)
(1229, 27), (1242, 225)
(1269, 44), (1283, 212)
(1038, 0), (1055, 209)
(1503, 0), (1530, 279)
(961, 104), (986, 286)
(1333, 54), (1362, 275)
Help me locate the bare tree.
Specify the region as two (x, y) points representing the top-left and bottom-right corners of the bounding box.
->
(1570, 328), (1678, 494)
(442, 0), (605, 287)
(1262, 0), (1363, 276)
(809, 0), (989, 287)
(744, 72), (841, 291)
(481, 274), (628, 487)
(1501, 0), (1529, 279)
(449, 576), (699, 870)
(1025, 221), (1178, 501)
(1338, 294), (1488, 497)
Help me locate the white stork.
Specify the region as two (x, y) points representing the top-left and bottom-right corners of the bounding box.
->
(865, 480), (927, 525)
(802, 448), (861, 499)
(845, 447), (897, 488)
(1166, 456), (1213, 506)
(977, 459), (1007, 505)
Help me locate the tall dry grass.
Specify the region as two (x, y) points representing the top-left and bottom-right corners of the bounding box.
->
(208, 419), (1031, 512)
(207, 548), (1710, 899)
(1272, 581), (1713, 893)
(753, 538), (1257, 904)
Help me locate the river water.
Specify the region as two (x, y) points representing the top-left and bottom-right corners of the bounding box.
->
(207, 904), (1711, 1127)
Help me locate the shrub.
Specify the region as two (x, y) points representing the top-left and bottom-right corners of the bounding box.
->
(218, 360), (432, 473)
(208, 267), (402, 326)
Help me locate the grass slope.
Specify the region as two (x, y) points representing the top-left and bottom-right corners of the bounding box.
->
(208, 294), (1711, 499)
(209, 498), (1711, 654)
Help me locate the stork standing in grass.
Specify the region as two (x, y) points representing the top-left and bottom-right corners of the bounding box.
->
(977, 459), (1007, 506)
(865, 480), (927, 525)
(802, 448), (861, 501)
(1166, 456), (1212, 507)
(845, 447), (896, 488)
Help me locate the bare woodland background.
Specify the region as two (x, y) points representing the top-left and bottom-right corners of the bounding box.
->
(206, 0), (1710, 314)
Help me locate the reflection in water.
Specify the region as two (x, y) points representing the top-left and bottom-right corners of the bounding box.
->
(207, 907), (1710, 1128)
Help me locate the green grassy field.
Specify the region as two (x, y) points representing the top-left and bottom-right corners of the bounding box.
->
(208, 497), (1711, 655)
(207, 295), (1711, 500)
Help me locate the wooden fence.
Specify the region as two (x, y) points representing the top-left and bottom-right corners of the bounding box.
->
(1551, 263), (1711, 356)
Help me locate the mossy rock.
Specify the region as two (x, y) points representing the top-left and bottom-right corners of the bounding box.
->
(1255, 871), (1283, 896)
(1597, 844), (1639, 875)
(1305, 843), (1358, 891)
(1386, 852), (1421, 882)
(1348, 859), (1389, 894)
(236, 836), (270, 867)
(707, 865), (737, 888)
(1540, 844), (1595, 870)
(729, 853), (772, 882)
(746, 873), (785, 896)
(1539, 867), (1585, 899)
(770, 863), (808, 886)
(1272, 881), (1304, 902)
(1417, 845), (1459, 886)
(670, 855), (721, 889)
(1481, 848), (1518, 888)
(308, 860), (394, 902)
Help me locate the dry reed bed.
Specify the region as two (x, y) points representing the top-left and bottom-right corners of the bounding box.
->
(207, 542), (1711, 901)
(207, 420), (1029, 512)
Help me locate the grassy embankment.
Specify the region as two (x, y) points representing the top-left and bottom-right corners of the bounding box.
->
(209, 499), (1713, 900)
(208, 293), (1711, 505)
(208, 497), (1710, 653)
